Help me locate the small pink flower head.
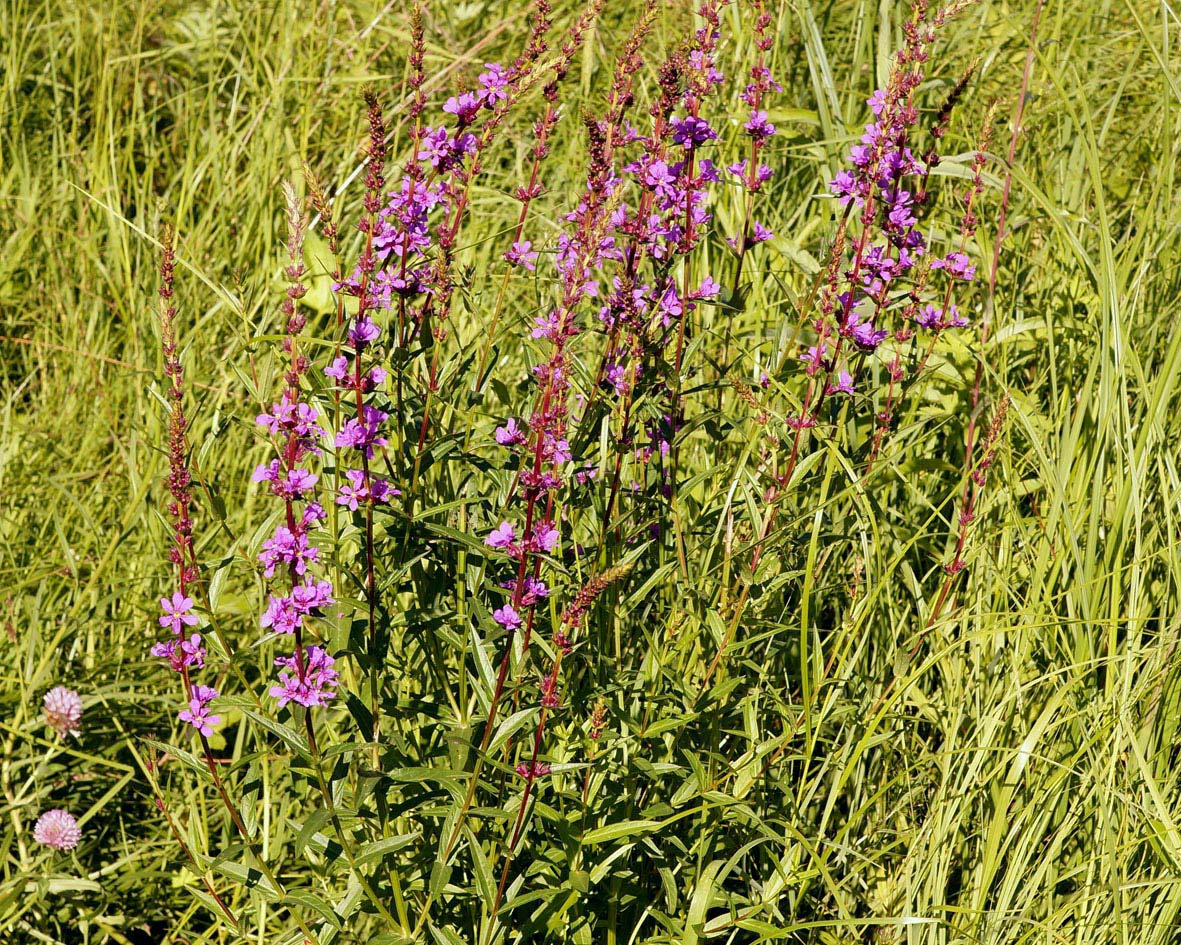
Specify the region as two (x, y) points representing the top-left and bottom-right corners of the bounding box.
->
(43, 686), (83, 738)
(33, 809), (81, 851)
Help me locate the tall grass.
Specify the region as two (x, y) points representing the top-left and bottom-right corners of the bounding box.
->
(1, 1), (1180, 943)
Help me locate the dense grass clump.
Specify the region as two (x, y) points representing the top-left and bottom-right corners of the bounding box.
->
(2, 1), (1180, 943)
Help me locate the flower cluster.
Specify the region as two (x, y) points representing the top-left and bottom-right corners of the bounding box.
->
(270, 645), (340, 709)
(728, 0), (779, 257)
(33, 809), (81, 852)
(795, 3), (977, 428)
(542, 2), (727, 538)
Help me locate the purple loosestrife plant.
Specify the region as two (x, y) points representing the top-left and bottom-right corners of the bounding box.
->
(703, 0), (986, 685)
(474, 0), (606, 386)
(728, 0), (779, 273)
(866, 89), (993, 470)
(487, 2), (737, 912)
(132, 2), (1017, 937)
(406, 0), (565, 475)
(424, 15), (669, 887)
(329, 90), (399, 743)
(148, 229), (305, 915)
(460, 12), (664, 815)
(791, 2), (979, 463)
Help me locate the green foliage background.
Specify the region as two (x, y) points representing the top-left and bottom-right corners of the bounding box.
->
(1, 0), (1180, 942)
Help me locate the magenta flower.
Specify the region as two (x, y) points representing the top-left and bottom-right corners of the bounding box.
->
(281, 468), (318, 497)
(302, 502), (327, 527)
(827, 370), (856, 396)
(932, 251), (976, 281)
(543, 435), (572, 466)
(514, 761), (551, 780)
(255, 397), (294, 435)
(843, 312), (889, 351)
(259, 526), (319, 578)
(743, 109), (776, 140)
(290, 577), (335, 614)
(478, 62), (509, 103)
(159, 592), (198, 634)
(33, 809), (81, 851)
(828, 170), (862, 207)
(522, 577), (549, 604)
(917, 303), (967, 330)
(443, 91), (482, 124)
(178, 685), (221, 738)
(504, 240), (539, 270)
(493, 604), (522, 630)
(669, 116), (717, 148)
(802, 342), (828, 375)
(252, 459), (281, 484)
(532, 310), (562, 340)
(336, 468), (398, 510)
(348, 316), (381, 347)
(43, 686), (83, 738)
(334, 405), (389, 457)
(485, 521), (517, 550)
(495, 418), (527, 446)
(530, 522), (560, 554)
